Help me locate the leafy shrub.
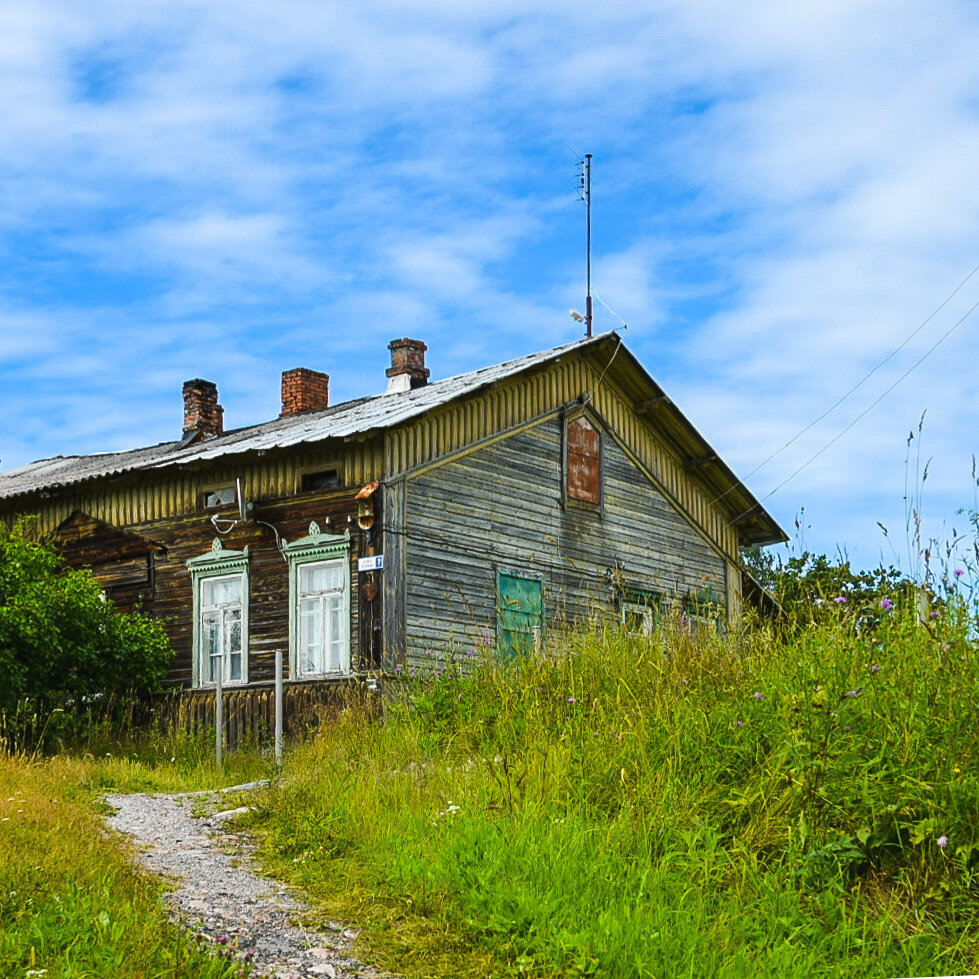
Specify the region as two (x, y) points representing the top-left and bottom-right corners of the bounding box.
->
(0, 521), (171, 718)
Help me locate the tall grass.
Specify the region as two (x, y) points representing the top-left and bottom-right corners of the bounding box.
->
(247, 605), (979, 978)
(0, 755), (254, 979)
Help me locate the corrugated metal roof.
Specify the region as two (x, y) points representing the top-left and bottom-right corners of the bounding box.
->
(0, 333), (602, 501)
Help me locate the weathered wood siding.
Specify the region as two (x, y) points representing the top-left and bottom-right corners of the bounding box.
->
(49, 487), (373, 686)
(383, 355), (742, 564)
(397, 416), (728, 669)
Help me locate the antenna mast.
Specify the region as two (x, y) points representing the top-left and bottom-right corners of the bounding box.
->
(581, 153), (593, 338)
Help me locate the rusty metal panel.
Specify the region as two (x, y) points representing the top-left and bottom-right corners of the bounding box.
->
(566, 416), (601, 504)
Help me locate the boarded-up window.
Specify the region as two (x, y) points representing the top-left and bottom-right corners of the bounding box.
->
(567, 416), (601, 504)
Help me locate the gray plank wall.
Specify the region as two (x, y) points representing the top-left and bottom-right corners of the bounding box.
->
(400, 417), (726, 668)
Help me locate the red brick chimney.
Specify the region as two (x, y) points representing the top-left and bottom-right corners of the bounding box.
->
(280, 368), (330, 416)
(182, 379), (223, 439)
(386, 338), (429, 393)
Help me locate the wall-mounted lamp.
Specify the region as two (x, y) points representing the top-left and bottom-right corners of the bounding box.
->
(355, 480), (380, 530)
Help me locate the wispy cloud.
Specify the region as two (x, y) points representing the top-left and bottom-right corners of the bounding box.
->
(2, 1), (979, 569)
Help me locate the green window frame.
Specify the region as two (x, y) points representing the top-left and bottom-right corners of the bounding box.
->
(283, 523), (352, 678)
(187, 540), (250, 688)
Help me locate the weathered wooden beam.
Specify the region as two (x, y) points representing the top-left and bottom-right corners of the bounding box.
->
(684, 454), (718, 471)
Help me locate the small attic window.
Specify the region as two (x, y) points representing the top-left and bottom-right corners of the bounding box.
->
(566, 415), (601, 506)
(203, 486), (236, 508)
(302, 468), (340, 492)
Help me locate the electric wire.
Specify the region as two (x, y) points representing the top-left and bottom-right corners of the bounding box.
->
(737, 257), (979, 490)
(730, 287), (979, 526)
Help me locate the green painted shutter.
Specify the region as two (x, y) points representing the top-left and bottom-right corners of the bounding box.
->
(496, 570), (544, 658)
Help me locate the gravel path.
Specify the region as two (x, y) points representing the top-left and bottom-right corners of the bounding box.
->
(104, 785), (397, 979)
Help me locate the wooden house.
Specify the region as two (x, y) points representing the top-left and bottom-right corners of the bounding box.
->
(0, 332), (786, 705)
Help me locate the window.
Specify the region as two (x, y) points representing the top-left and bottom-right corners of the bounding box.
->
(203, 486), (236, 508)
(685, 591), (723, 633)
(301, 468), (340, 492)
(285, 523), (351, 677)
(186, 541), (249, 687)
(619, 589), (662, 637)
(566, 415), (601, 505)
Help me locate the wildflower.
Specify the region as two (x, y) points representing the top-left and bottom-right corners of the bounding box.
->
(954, 569), (965, 578)
(216, 935), (229, 945)
(567, 696), (576, 703)
(752, 692), (764, 701)
(591, 731), (599, 737)
(843, 726), (852, 732)
(930, 610), (940, 619)
(834, 595), (847, 604)
(880, 598), (893, 611)
(937, 835), (949, 848)
(845, 689), (860, 699)
(733, 720), (745, 728)
(869, 664), (880, 673)
(954, 766), (962, 774)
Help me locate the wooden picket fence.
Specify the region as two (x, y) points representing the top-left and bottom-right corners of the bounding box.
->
(155, 678), (377, 750)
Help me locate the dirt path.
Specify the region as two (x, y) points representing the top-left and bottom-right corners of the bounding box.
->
(104, 785), (396, 979)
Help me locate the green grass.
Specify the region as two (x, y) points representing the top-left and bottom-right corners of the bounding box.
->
(3, 600), (978, 977)
(243, 605), (979, 978)
(0, 755), (259, 979)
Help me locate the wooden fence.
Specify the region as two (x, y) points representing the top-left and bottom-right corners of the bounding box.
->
(155, 677), (378, 750)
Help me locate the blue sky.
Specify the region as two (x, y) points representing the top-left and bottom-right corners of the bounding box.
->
(2, 0), (979, 575)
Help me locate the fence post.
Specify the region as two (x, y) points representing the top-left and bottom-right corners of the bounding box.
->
(274, 649), (284, 768)
(215, 668), (224, 770)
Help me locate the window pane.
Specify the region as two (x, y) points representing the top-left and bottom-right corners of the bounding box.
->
(299, 562), (343, 594)
(226, 608), (242, 654)
(202, 612), (220, 682)
(300, 598), (323, 673)
(203, 575), (241, 606)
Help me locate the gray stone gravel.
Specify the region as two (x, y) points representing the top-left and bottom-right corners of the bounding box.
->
(104, 786), (396, 979)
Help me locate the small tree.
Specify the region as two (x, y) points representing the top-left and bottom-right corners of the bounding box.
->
(0, 520), (172, 715)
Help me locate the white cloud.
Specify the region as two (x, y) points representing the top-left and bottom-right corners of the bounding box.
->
(2, 0), (979, 570)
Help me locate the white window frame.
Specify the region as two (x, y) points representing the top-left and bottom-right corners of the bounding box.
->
(187, 540), (250, 688)
(621, 601), (656, 637)
(619, 588), (662, 637)
(284, 523), (351, 678)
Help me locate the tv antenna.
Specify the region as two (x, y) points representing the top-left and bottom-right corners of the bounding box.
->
(576, 153), (593, 338)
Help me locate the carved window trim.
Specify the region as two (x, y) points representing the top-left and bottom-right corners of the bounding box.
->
(283, 523), (352, 678)
(186, 540), (250, 688)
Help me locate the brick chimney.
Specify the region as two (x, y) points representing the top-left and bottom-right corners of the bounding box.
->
(386, 338), (429, 393)
(281, 368), (329, 416)
(182, 379), (223, 439)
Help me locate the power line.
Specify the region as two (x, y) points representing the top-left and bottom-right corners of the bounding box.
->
(734, 288), (979, 522)
(734, 258), (979, 494)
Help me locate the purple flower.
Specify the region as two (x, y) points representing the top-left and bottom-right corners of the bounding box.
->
(930, 610), (940, 619)
(843, 726), (852, 732)
(834, 595), (847, 604)
(880, 598), (893, 611)
(954, 569), (965, 578)
(869, 664), (880, 673)
(733, 720), (745, 728)
(752, 692), (764, 701)
(937, 835), (949, 848)
(567, 696), (576, 703)
(845, 689), (860, 699)
(216, 935), (229, 945)
(591, 731), (599, 737)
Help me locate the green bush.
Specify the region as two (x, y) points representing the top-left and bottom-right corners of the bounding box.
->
(0, 521), (171, 717)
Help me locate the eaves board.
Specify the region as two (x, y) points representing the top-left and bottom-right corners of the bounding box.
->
(582, 339), (787, 548)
